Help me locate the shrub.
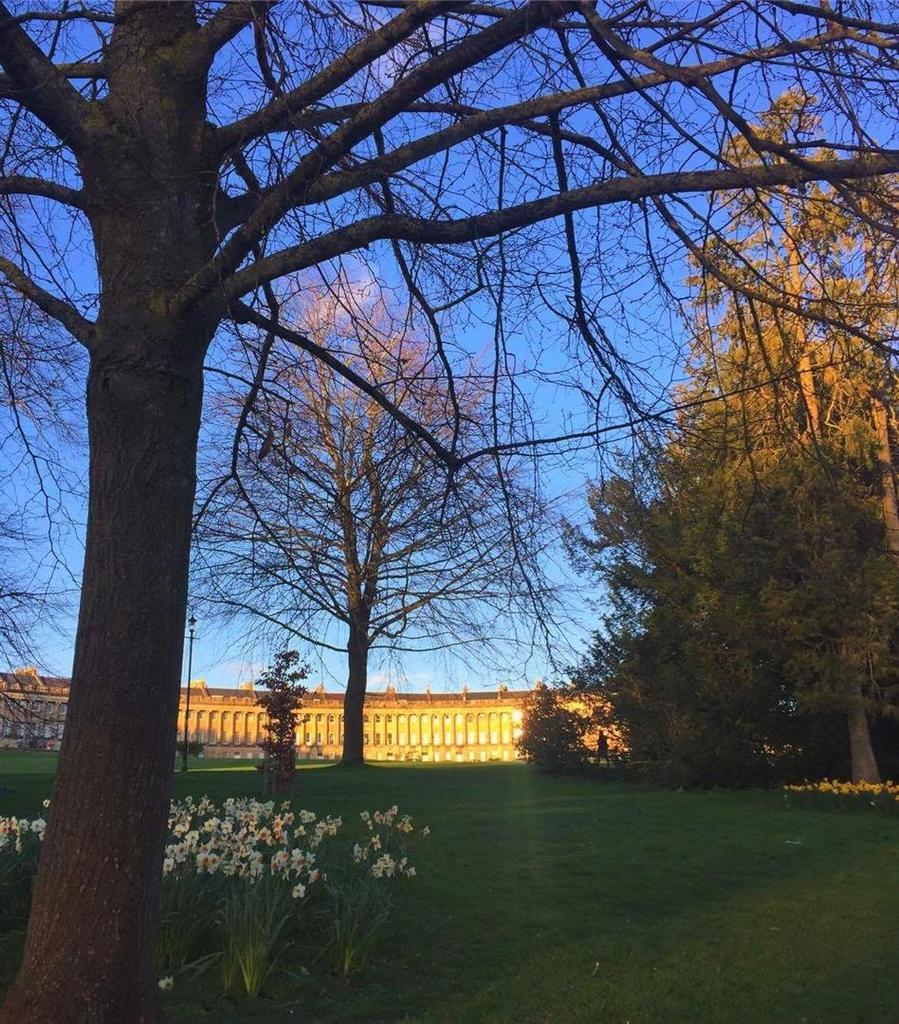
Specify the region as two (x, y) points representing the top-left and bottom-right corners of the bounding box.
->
(255, 649), (309, 792)
(516, 686), (592, 772)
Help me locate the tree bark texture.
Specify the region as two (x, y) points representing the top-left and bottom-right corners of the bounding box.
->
(0, 338), (206, 1021)
(872, 396), (899, 561)
(847, 692), (880, 784)
(342, 618), (370, 765)
(1, 8), (218, 1020)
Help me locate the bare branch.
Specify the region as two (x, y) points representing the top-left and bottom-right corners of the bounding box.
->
(0, 60), (105, 101)
(0, 257), (94, 345)
(5, 10), (115, 27)
(195, 2), (265, 63)
(221, 153), (899, 302)
(0, 4), (91, 150)
(229, 300), (460, 469)
(0, 174), (84, 207)
(195, 0), (574, 305)
(213, 0), (453, 155)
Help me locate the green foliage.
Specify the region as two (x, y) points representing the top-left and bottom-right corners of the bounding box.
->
(575, 446), (899, 786)
(156, 872), (223, 976)
(321, 873), (393, 975)
(218, 874), (296, 997)
(516, 686), (592, 773)
(571, 94), (899, 787)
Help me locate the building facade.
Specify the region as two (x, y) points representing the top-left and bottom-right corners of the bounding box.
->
(2, 671), (529, 762)
(181, 681), (528, 762)
(0, 670), (68, 748)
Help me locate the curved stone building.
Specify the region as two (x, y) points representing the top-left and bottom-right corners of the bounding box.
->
(2, 671), (529, 762)
(181, 680), (528, 762)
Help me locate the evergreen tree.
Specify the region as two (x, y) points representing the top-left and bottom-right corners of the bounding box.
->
(516, 685), (593, 773)
(573, 94), (899, 785)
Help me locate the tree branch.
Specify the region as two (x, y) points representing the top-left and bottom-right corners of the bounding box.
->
(213, 0), (452, 155)
(295, 22), (854, 210)
(195, 2), (265, 64)
(229, 300), (461, 470)
(0, 174), (84, 207)
(0, 5), (91, 150)
(0, 257), (95, 345)
(188, 0), (575, 307)
(770, 2), (899, 34)
(219, 152), (899, 303)
(0, 60), (104, 101)
(209, 21), (860, 239)
(5, 10), (115, 27)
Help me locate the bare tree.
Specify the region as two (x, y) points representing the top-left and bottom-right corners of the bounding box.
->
(0, 290), (82, 733)
(198, 281), (554, 764)
(0, 2), (896, 1018)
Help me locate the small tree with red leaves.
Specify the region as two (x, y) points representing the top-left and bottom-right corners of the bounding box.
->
(256, 649), (309, 792)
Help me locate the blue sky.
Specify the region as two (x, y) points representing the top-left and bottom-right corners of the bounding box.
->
(12, 283), (625, 694)
(0, 157), (690, 693)
(4, 2), (815, 693)
(5, 220), (669, 692)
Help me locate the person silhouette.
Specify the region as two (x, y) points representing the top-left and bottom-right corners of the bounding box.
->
(597, 730), (610, 766)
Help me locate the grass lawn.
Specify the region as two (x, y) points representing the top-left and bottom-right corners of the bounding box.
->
(2, 751), (898, 1023)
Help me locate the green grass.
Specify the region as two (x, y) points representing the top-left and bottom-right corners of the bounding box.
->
(2, 750), (898, 1023)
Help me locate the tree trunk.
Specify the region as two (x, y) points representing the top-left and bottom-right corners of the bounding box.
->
(872, 396), (899, 560)
(797, 347), (820, 438)
(847, 691), (880, 784)
(0, 338), (205, 1022)
(341, 618), (370, 765)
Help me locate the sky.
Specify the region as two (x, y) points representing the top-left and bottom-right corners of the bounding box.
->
(4, 234), (644, 693)
(2, 1), (813, 694)
(12, 294), (618, 694)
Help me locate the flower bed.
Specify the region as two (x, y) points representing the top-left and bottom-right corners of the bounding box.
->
(1, 796), (428, 996)
(783, 779), (899, 814)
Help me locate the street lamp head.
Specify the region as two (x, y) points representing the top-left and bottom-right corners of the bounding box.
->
(188, 614), (197, 630)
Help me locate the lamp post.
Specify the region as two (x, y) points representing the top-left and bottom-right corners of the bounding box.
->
(181, 613), (197, 772)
